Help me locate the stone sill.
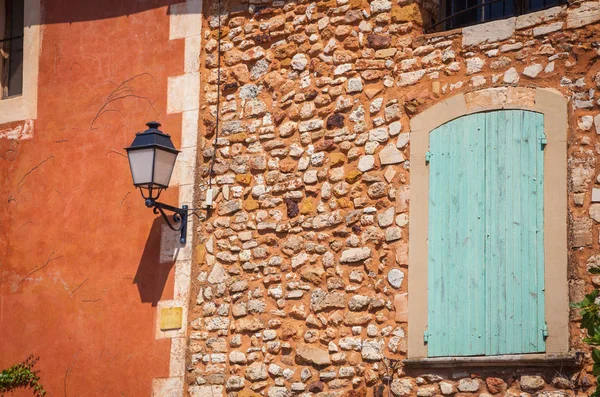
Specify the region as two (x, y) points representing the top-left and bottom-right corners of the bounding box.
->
(403, 352), (581, 368)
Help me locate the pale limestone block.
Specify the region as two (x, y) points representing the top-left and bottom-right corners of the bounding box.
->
(464, 87), (508, 111)
(462, 18), (516, 47)
(516, 5), (565, 29)
(167, 72), (200, 113)
(173, 259), (192, 302)
(523, 63), (543, 78)
(379, 144), (405, 165)
(184, 35), (201, 73)
(500, 42), (523, 52)
(169, 337), (187, 377)
(470, 75), (486, 87)
(388, 268), (405, 288)
(384, 166), (397, 183)
(291, 53), (309, 71)
(160, 220), (192, 263)
(189, 385), (224, 397)
(532, 21), (563, 36)
(466, 57), (485, 75)
(179, 184), (194, 210)
(389, 121), (403, 136)
(579, 115), (594, 131)
(594, 114), (600, 134)
(396, 132), (410, 148)
(397, 70), (426, 86)
(592, 188), (600, 202)
(358, 155), (375, 172)
(160, 224), (180, 263)
(567, 1), (600, 28)
(503, 67), (520, 84)
(506, 87), (535, 107)
(458, 379), (480, 392)
(378, 207), (396, 227)
(180, 110), (199, 148)
(152, 377), (184, 397)
(169, 0), (202, 39)
(591, 204), (600, 222)
(450, 81), (464, 91)
(171, 145), (197, 187)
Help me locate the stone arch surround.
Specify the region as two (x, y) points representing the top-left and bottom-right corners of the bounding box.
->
(407, 87), (569, 359)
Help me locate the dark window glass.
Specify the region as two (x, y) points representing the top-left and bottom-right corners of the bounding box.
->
(445, 0), (479, 30)
(438, 0), (566, 31)
(2, 0), (23, 98)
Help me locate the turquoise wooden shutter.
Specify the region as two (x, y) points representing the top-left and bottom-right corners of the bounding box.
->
(484, 110), (545, 355)
(428, 113), (487, 357)
(427, 110), (545, 357)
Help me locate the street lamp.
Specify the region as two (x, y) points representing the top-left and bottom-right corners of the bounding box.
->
(125, 121), (188, 243)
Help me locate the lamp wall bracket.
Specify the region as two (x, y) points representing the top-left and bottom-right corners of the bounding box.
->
(145, 199), (188, 244)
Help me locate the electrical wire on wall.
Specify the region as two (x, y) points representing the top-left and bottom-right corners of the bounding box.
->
(205, 0), (222, 207)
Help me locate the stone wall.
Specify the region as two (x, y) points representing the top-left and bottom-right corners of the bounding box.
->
(186, 0), (600, 395)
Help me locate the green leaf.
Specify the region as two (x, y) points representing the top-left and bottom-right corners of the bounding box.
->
(591, 268), (600, 274)
(593, 363), (600, 377)
(592, 348), (600, 363)
(583, 335), (600, 345)
(582, 312), (598, 335)
(0, 355), (45, 396)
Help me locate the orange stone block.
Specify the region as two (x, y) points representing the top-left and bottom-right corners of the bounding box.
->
(337, 198), (353, 208)
(195, 244), (206, 265)
(229, 132), (247, 143)
(345, 169), (362, 184)
(300, 199), (314, 215)
(244, 197), (259, 211)
(236, 174), (252, 185)
(394, 293), (408, 323)
(330, 153), (347, 167)
(391, 3), (423, 25)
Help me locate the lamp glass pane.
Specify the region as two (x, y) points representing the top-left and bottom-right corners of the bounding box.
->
(128, 148), (155, 186)
(154, 148), (178, 187)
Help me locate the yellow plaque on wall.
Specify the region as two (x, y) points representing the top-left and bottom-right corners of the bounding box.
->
(160, 307), (182, 330)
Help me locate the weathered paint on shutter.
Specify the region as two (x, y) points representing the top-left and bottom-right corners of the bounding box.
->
(428, 112), (487, 357)
(484, 110), (545, 355)
(427, 110), (545, 357)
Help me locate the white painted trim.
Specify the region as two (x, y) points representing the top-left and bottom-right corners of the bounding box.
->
(152, 1), (202, 395)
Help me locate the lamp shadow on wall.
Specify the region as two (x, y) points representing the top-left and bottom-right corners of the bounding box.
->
(133, 217), (174, 307)
(34, 0), (184, 26)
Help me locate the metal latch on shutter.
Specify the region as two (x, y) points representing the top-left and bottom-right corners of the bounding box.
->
(424, 328), (430, 343)
(540, 133), (547, 148)
(425, 151), (432, 163)
(542, 322), (548, 338)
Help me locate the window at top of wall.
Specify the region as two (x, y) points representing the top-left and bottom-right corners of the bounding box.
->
(431, 0), (567, 32)
(0, 0), (23, 99)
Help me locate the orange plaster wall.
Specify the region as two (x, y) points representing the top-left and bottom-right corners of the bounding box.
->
(0, 1), (187, 395)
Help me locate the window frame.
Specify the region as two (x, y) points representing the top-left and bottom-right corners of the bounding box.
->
(406, 88), (568, 359)
(430, 0), (567, 32)
(0, 0), (39, 125)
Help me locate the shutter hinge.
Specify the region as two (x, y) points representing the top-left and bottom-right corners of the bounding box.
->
(425, 151), (432, 163)
(542, 322), (549, 338)
(540, 134), (547, 148)
(424, 329), (430, 344)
